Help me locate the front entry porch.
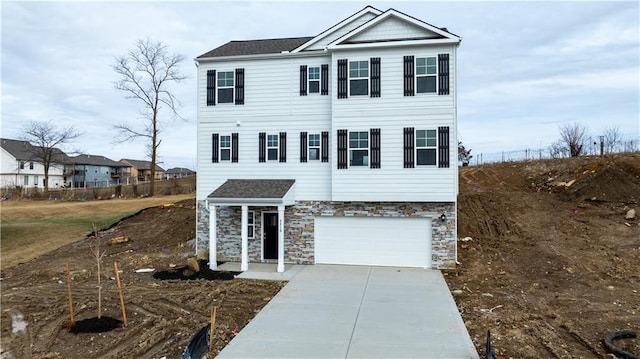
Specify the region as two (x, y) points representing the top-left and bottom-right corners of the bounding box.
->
(206, 179), (296, 273)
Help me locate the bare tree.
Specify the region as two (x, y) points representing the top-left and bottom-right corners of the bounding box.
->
(558, 123), (589, 157)
(603, 125), (622, 154)
(89, 223), (106, 319)
(112, 38), (187, 196)
(21, 120), (80, 192)
(458, 141), (473, 166)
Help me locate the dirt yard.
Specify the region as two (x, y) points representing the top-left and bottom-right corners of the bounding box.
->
(1, 153), (639, 358)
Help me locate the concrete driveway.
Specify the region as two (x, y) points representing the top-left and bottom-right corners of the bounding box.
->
(217, 265), (479, 358)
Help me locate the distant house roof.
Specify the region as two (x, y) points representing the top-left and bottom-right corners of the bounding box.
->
(208, 179), (296, 201)
(0, 138), (69, 163)
(120, 159), (165, 172)
(197, 37), (314, 58)
(68, 154), (128, 167)
(166, 167), (195, 175)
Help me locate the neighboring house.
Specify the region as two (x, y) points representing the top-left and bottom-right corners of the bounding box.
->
(165, 167), (196, 179)
(195, 6), (461, 273)
(0, 138), (68, 189)
(66, 154), (132, 188)
(120, 159), (165, 182)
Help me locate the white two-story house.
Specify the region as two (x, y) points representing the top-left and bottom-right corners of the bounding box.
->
(195, 6), (461, 273)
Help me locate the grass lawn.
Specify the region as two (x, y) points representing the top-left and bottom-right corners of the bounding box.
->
(0, 193), (194, 269)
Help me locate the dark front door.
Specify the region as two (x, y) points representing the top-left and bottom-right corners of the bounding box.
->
(264, 213), (278, 260)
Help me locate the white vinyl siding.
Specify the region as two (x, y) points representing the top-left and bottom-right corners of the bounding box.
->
(348, 16), (441, 43)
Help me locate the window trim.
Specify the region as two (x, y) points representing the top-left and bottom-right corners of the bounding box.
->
(415, 56), (438, 94)
(415, 129), (438, 166)
(308, 66), (320, 94)
(348, 131), (369, 167)
(348, 60), (369, 96)
(217, 70), (235, 104)
(308, 133), (320, 161)
(266, 134), (279, 161)
(29, 162), (34, 170)
(219, 135), (231, 161)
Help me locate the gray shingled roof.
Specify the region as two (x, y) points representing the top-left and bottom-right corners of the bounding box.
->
(197, 37), (314, 58)
(120, 159), (165, 172)
(208, 179), (295, 199)
(1, 138), (69, 162)
(68, 154), (129, 167)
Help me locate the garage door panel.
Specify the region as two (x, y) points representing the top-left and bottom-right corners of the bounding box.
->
(314, 217), (431, 268)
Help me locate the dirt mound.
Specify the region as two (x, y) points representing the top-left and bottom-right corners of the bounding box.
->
(451, 153), (640, 358)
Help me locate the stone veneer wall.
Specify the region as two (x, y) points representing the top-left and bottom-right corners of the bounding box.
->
(196, 200), (456, 269)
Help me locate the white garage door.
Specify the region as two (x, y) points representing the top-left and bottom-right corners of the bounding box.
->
(314, 216), (431, 268)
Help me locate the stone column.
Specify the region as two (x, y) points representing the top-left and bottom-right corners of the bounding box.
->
(209, 204), (217, 270)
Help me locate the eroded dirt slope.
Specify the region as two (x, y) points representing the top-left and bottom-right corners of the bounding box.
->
(448, 153), (640, 358)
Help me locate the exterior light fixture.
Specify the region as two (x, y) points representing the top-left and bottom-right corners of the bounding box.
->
(440, 213), (447, 222)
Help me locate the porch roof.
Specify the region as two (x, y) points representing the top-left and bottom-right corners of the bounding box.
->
(207, 179), (296, 206)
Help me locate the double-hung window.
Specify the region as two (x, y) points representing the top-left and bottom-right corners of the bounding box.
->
(416, 57), (437, 93)
(349, 131), (369, 166)
(308, 67), (320, 94)
(416, 129), (437, 165)
(267, 134), (279, 161)
(220, 135), (231, 161)
(308, 133), (320, 160)
(23, 175), (28, 186)
(217, 71), (234, 103)
(29, 162), (34, 170)
(349, 61), (368, 96)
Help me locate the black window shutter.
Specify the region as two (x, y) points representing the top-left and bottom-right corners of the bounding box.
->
(337, 59), (348, 99)
(438, 54), (450, 95)
(403, 127), (415, 168)
(300, 132), (308, 163)
(404, 56), (414, 96)
(235, 68), (245, 104)
(321, 64), (329, 95)
(299, 65), (308, 96)
(258, 132), (266, 162)
(370, 57), (381, 98)
(370, 128), (381, 168)
(206, 70), (216, 105)
(279, 132), (287, 163)
(438, 126), (450, 168)
(337, 129), (348, 169)
(321, 131), (329, 162)
(211, 133), (219, 163)
(231, 133), (239, 163)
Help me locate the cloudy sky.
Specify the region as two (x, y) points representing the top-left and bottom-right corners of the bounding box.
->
(2, 1), (638, 169)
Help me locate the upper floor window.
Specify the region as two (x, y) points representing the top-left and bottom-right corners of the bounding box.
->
(349, 131), (369, 166)
(308, 67), (320, 94)
(416, 57), (437, 94)
(19, 161), (25, 169)
(416, 129), (437, 165)
(349, 61), (369, 96)
(220, 135), (231, 161)
(267, 134), (279, 161)
(308, 133), (320, 160)
(217, 71), (234, 103)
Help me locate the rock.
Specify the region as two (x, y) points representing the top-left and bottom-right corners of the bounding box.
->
(186, 257), (200, 273)
(624, 208), (635, 220)
(452, 289), (464, 295)
(607, 285), (615, 291)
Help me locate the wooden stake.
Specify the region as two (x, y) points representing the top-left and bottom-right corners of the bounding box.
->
(113, 261), (128, 327)
(65, 261), (75, 324)
(209, 306), (217, 351)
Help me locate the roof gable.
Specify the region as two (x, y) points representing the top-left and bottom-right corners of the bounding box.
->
(120, 158), (165, 172)
(292, 6), (382, 53)
(208, 179), (295, 199)
(69, 154), (126, 167)
(327, 8), (461, 49)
